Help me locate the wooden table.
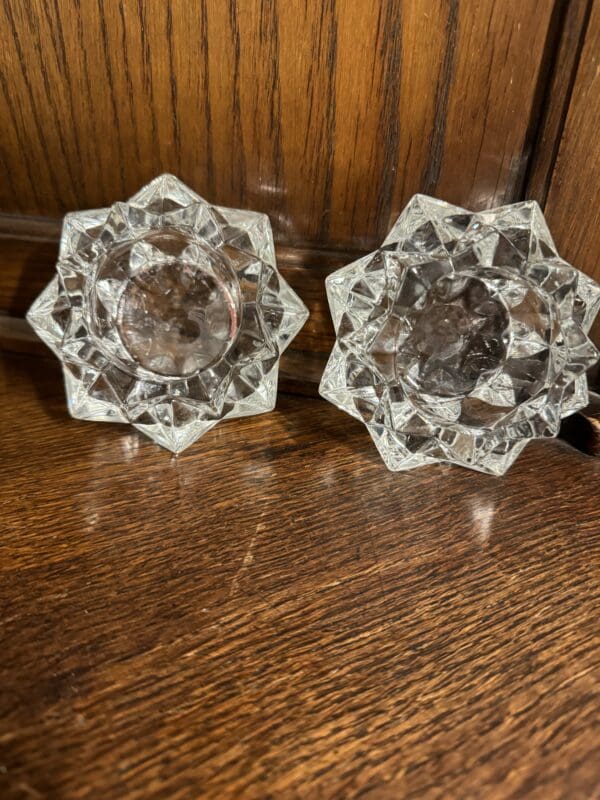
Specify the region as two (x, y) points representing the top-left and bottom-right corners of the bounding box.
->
(1, 353), (599, 800)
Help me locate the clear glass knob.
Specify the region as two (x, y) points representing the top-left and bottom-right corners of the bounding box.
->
(27, 174), (309, 453)
(320, 195), (600, 475)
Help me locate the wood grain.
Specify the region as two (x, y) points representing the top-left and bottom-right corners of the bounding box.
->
(0, 352), (599, 800)
(0, 0), (556, 251)
(526, 0), (594, 205)
(2, 0), (595, 382)
(543, 0), (600, 344)
(2, 5), (600, 797)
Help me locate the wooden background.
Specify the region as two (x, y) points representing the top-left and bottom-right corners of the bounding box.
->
(0, 0), (599, 370)
(1, 4), (600, 798)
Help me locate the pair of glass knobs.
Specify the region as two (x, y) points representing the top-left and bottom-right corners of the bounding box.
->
(27, 174), (600, 475)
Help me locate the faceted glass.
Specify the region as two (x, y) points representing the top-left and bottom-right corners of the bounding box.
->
(27, 174), (309, 453)
(319, 195), (600, 474)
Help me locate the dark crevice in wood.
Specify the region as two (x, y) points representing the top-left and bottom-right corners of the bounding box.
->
(374, 0), (402, 232)
(522, 0), (594, 205)
(560, 393), (600, 457)
(97, 0), (127, 198)
(166, 3), (182, 175)
(227, 0), (247, 201)
(199, 0), (215, 198)
(421, 0), (458, 195)
(315, 0), (338, 242)
(0, 212), (62, 241)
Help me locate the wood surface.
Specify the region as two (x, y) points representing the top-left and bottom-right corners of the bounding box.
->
(0, 0), (556, 251)
(525, 0), (594, 205)
(542, 0), (600, 342)
(1, 0), (599, 377)
(1, 4), (600, 798)
(1, 352), (599, 800)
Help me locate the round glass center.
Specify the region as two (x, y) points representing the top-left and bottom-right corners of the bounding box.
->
(114, 234), (239, 377)
(397, 274), (509, 398)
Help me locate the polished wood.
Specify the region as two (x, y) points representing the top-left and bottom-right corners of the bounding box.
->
(526, 0), (594, 205)
(0, 215), (61, 317)
(543, 0), (600, 345)
(1, 352), (599, 799)
(3, 0), (600, 382)
(0, 0), (555, 251)
(2, 4), (600, 796)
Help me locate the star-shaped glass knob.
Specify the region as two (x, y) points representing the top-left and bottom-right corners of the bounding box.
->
(320, 195), (600, 474)
(27, 174), (309, 453)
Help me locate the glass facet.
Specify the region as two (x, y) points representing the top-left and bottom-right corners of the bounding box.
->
(319, 195), (600, 474)
(27, 174), (309, 453)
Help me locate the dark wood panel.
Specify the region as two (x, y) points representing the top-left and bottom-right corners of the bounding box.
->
(0, 216), (61, 317)
(560, 391), (600, 456)
(526, 0), (594, 204)
(1, 352), (599, 799)
(0, 0), (556, 251)
(543, 0), (600, 344)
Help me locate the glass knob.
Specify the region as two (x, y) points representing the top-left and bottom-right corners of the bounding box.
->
(320, 195), (600, 474)
(27, 174), (309, 453)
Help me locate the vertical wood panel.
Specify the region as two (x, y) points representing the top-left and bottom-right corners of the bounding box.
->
(543, 0), (600, 343)
(433, 0), (554, 208)
(0, 0), (556, 251)
(543, 0), (600, 280)
(526, 0), (594, 204)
